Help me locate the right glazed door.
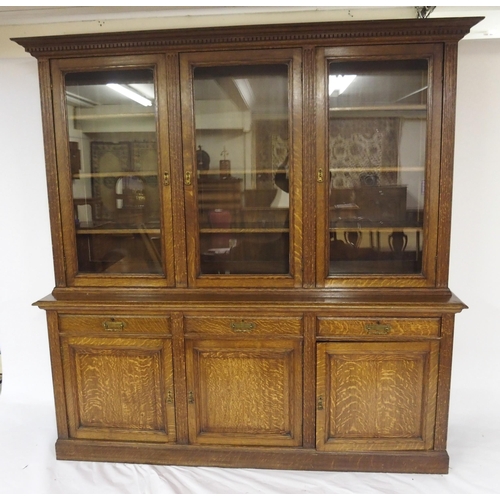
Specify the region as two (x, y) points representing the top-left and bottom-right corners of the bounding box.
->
(316, 44), (444, 288)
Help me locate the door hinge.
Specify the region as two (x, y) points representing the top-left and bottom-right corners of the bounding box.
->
(317, 395), (324, 411)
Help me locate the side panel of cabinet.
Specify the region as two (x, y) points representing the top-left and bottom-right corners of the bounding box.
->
(185, 338), (303, 447)
(316, 340), (439, 451)
(60, 334), (176, 443)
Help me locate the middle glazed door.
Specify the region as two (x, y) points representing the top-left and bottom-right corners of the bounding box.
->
(180, 49), (303, 288)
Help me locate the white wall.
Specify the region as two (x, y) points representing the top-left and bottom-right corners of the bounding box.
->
(0, 29), (499, 436)
(0, 56), (54, 405)
(449, 38), (500, 405)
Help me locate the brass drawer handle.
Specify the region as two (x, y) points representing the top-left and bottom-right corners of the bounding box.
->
(231, 320), (255, 332)
(103, 319), (126, 332)
(365, 323), (391, 335)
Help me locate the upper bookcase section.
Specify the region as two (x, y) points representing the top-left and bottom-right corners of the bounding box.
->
(13, 17), (481, 293)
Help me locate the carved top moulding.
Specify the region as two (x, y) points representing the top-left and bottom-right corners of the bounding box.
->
(13, 17), (483, 58)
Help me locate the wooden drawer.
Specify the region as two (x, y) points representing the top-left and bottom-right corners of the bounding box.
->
(317, 317), (440, 339)
(58, 314), (171, 335)
(184, 316), (302, 336)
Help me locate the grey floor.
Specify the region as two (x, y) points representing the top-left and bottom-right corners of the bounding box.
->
(0, 389), (499, 494)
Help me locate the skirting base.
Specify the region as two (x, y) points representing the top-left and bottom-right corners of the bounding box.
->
(55, 439), (449, 474)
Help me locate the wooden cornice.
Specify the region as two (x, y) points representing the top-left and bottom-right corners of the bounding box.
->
(13, 17), (483, 59)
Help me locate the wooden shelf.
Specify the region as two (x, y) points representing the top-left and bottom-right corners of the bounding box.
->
(73, 171), (157, 179)
(77, 228), (161, 235)
(330, 166), (424, 173)
(200, 228), (289, 234)
(330, 226), (422, 233)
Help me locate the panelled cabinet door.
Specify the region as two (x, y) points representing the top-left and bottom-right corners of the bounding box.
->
(60, 335), (176, 443)
(50, 55), (176, 287)
(316, 341), (439, 451)
(316, 44), (444, 288)
(180, 49), (303, 288)
(185, 338), (303, 447)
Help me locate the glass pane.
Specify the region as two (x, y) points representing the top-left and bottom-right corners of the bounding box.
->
(66, 69), (162, 274)
(328, 60), (427, 275)
(193, 64), (290, 275)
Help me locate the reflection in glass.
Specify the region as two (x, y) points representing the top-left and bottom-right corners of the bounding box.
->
(66, 69), (162, 274)
(328, 60), (427, 275)
(193, 64), (290, 275)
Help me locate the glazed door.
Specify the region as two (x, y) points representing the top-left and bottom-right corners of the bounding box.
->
(185, 337), (303, 447)
(316, 44), (444, 287)
(316, 340), (439, 451)
(51, 55), (175, 287)
(180, 49), (303, 287)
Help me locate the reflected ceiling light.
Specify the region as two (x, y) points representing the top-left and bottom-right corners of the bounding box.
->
(106, 83), (152, 107)
(329, 75), (356, 96)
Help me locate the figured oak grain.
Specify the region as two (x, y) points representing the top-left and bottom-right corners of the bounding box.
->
(317, 317), (440, 338)
(317, 341), (439, 451)
(185, 338), (302, 447)
(62, 336), (176, 443)
(21, 16), (478, 472)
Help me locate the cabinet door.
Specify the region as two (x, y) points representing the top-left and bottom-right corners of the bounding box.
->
(60, 334), (176, 443)
(316, 44), (444, 287)
(185, 338), (303, 446)
(180, 49), (303, 287)
(51, 55), (175, 287)
(316, 341), (439, 451)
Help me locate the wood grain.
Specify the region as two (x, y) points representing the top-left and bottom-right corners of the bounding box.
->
(20, 16), (479, 473)
(61, 336), (176, 443)
(185, 338), (302, 447)
(317, 341), (439, 451)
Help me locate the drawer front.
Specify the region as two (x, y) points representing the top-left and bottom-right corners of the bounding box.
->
(184, 316), (302, 337)
(317, 318), (440, 339)
(58, 314), (171, 335)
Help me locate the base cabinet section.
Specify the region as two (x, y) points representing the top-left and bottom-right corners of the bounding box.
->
(316, 341), (439, 452)
(185, 338), (303, 447)
(60, 334), (176, 443)
(46, 307), (456, 473)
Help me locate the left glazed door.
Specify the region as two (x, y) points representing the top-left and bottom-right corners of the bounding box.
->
(51, 55), (176, 287)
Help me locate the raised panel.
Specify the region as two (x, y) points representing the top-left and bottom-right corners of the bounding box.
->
(61, 336), (176, 442)
(185, 338), (302, 446)
(316, 341), (439, 451)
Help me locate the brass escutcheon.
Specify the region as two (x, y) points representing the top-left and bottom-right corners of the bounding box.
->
(317, 168), (324, 183)
(166, 390), (174, 405)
